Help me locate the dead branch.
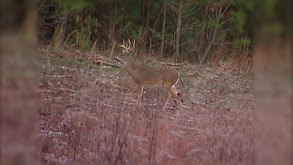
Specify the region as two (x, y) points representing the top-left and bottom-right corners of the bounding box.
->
(92, 59), (120, 68)
(64, 30), (77, 46)
(50, 75), (72, 78)
(159, 61), (185, 66)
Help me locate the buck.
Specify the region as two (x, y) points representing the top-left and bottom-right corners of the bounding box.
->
(117, 39), (183, 112)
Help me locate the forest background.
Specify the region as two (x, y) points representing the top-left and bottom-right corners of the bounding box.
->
(37, 0), (260, 65)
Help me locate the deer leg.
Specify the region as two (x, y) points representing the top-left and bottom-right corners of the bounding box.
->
(171, 85), (183, 110)
(163, 85), (172, 112)
(163, 93), (171, 112)
(137, 84), (144, 108)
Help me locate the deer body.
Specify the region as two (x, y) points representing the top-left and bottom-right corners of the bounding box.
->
(120, 58), (182, 112)
(118, 39), (183, 111)
(124, 61), (178, 85)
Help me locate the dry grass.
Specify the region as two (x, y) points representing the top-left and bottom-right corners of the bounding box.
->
(37, 48), (255, 165)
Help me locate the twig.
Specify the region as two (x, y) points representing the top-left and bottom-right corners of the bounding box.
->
(52, 87), (76, 93)
(37, 89), (52, 93)
(93, 59), (120, 68)
(160, 61), (185, 66)
(110, 39), (116, 58)
(223, 115), (229, 119)
(46, 51), (51, 74)
(40, 98), (53, 101)
(91, 40), (97, 52)
(50, 75), (72, 78)
(46, 42), (52, 50)
(182, 105), (190, 109)
(86, 40), (97, 78)
(211, 97), (216, 163)
(64, 30), (77, 46)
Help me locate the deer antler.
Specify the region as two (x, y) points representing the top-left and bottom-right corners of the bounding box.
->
(119, 39), (136, 54)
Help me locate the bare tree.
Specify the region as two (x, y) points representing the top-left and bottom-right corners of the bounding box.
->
(141, 0), (150, 54)
(148, 4), (163, 56)
(199, 2), (231, 64)
(160, 2), (167, 57)
(175, 0), (184, 57)
(109, 0), (118, 47)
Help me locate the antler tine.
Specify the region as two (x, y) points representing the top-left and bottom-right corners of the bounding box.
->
(127, 39), (132, 50)
(132, 40), (136, 50)
(127, 39), (135, 50)
(119, 38), (127, 49)
(126, 39), (129, 49)
(119, 38), (135, 54)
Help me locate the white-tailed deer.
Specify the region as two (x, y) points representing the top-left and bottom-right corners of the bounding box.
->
(117, 39), (183, 112)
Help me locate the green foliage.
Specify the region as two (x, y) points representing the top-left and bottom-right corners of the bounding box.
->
(235, 11), (246, 34)
(38, 0), (258, 62)
(74, 15), (100, 50)
(53, 0), (92, 14)
(84, 16), (100, 29)
(76, 30), (91, 50)
(233, 38), (251, 46)
(229, 0), (255, 35)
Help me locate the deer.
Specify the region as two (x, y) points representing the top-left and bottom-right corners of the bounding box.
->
(117, 39), (183, 112)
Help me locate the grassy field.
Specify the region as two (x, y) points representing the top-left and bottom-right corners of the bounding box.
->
(37, 48), (255, 165)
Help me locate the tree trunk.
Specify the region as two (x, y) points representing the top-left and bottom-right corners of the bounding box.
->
(145, 0), (150, 54)
(160, 2), (166, 57)
(175, 0), (183, 57)
(199, 26), (218, 64)
(148, 4), (163, 56)
(199, 3), (223, 65)
(199, 7), (207, 57)
(140, 0), (150, 55)
(141, 0), (147, 28)
(109, 0), (117, 48)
